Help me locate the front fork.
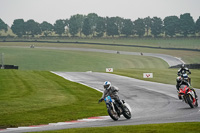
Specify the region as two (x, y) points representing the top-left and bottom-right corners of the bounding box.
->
(111, 102), (117, 113)
(107, 103), (117, 113)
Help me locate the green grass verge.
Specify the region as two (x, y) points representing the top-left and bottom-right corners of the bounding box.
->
(0, 47), (168, 71)
(1, 41), (200, 64)
(30, 122), (200, 133)
(2, 38), (200, 49)
(0, 70), (107, 128)
(113, 68), (200, 89)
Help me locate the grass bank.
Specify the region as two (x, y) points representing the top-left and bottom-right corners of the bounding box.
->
(0, 70), (106, 128)
(2, 38), (200, 49)
(113, 68), (200, 89)
(0, 47), (168, 71)
(31, 122), (200, 133)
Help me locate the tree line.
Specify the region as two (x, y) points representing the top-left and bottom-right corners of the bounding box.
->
(0, 13), (200, 38)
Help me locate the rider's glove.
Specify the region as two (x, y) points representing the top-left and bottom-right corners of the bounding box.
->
(98, 98), (103, 103)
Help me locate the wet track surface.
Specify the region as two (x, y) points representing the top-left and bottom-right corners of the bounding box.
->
(2, 72), (199, 133)
(54, 72), (200, 123)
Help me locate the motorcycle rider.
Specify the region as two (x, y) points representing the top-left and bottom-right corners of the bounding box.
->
(176, 64), (197, 99)
(98, 81), (125, 112)
(176, 64), (191, 90)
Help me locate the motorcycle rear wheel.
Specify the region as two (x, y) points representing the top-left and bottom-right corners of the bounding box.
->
(122, 105), (131, 119)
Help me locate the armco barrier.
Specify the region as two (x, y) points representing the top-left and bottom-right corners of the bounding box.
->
(170, 64), (200, 69)
(1, 40), (200, 52)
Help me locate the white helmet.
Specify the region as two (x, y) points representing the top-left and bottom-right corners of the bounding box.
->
(103, 81), (111, 90)
(181, 64), (185, 69)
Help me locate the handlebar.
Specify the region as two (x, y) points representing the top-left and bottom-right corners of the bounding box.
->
(178, 72), (191, 76)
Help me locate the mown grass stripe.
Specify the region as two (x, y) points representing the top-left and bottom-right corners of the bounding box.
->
(0, 70), (106, 128)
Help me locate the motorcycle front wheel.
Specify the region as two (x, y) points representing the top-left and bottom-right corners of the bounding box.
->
(107, 108), (119, 121)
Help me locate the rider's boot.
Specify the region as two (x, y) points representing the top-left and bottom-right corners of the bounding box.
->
(118, 101), (125, 112)
(177, 90), (182, 100)
(176, 86), (182, 100)
(176, 84), (179, 91)
(189, 86), (198, 100)
(193, 89), (198, 100)
(178, 93), (182, 100)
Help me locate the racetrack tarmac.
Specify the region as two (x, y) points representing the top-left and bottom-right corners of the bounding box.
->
(2, 72), (199, 133)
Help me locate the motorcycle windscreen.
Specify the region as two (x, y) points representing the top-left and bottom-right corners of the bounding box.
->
(179, 85), (188, 93)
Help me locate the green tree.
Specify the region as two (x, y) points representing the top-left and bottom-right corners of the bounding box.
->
(0, 19), (8, 32)
(69, 14), (85, 37)
(106, 17), (119, 37)
(151, 17), (163, 37)
(87, 13), (98, 36)
(63, 19), (70, 36)
(69, 16), (78, 36)
(25, 19), (41, 37)
(82, 18), (91, 37)
(196, 16), (200, 35)
(75, 14), (85, 36)
(144, 16), (152, 36)
(54, 19), (66, 36)
(40, 21), (54, 36)
(163, 16), (180, 37)
(121, 19), (133, 37)
(96, 17), (106, 37)
(134, 18), (145, 37)
(11, 19), (25, 37)
(179, 13), (195, 37)
(64, 19), (69, 27)
(115, 17), (124, 35)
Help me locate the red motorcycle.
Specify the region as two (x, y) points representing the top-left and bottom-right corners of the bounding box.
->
(179, 84), (198, 108)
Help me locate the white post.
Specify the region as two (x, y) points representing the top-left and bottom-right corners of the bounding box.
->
(1, 53), (4, 69)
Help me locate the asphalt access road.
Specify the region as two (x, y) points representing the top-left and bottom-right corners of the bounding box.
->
(3, 72), (199, 133)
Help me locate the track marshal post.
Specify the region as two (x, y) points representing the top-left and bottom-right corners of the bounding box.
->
(106, 68), (113, 72)
(143, 73), (153, 78)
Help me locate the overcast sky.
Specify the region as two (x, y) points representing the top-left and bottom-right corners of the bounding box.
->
(0, 0), (200, 27)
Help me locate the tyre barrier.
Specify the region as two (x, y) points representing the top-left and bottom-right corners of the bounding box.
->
(0, 65), (18, 69)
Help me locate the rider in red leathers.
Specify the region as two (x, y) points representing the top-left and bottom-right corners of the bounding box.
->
(176, 64), (197, 99)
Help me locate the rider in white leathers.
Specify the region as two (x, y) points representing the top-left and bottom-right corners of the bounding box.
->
(99, 81), (125, 111)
